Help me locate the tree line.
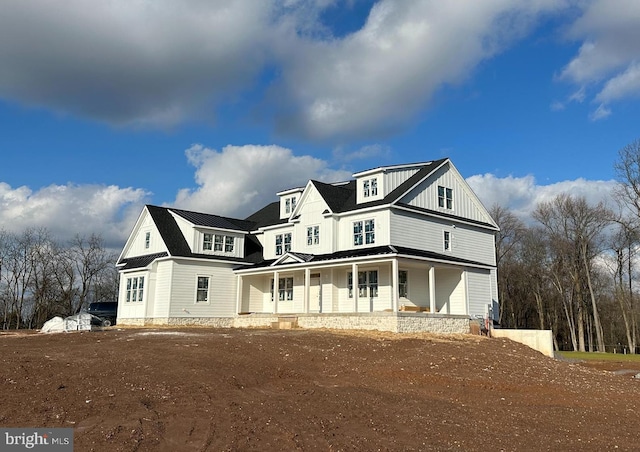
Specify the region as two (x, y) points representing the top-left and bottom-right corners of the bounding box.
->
(0, 229), (118, 329)
(495, 139), (640, 353)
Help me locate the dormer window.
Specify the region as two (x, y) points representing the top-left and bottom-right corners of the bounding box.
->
(285, 196), (297, 214)
(363, 178), (378, 198)
(438, 186), (453, 209)
(203, 233), (234, 253)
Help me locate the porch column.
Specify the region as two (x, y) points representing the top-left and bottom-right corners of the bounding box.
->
(273, 271), (279, 314)
(304, 268), (310, 313)
(352, 263), (358, 312)
(235, 275), (243, 314)
(429, 265), (436, 314)
(391, 259), (399, 311)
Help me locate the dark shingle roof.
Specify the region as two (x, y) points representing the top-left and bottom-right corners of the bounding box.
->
(118, 205), (264, 265)
(117, 252), (169, 270)
(170, 207), (256, 231)
(243, 244), (491, 270)
(244, 201), (286, 229)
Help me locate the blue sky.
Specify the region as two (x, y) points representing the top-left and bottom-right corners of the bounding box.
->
(1, 0), (638, 248)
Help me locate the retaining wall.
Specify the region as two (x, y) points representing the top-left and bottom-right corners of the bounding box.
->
(492, 329), (554, 358)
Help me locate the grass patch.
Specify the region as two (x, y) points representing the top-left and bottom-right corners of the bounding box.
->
(559, 351), (640, 362)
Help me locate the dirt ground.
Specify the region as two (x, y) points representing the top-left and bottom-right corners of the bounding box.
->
(1, 327), (639, 451)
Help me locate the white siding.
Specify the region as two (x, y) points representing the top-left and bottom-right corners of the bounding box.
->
(294, 184), (334, 255)
(337, 210), (390, 251)
(172, 214), (196, 253)
(390, 210), (495, 266)
(117, 271), (149, 319)
(168, 260), (237, 317)
(435, 268), (465, 315)
(383, 167), (420, 196)
(121, 210), (168, 259)
(194, 229), (245, 259)
(401, 162), (494, 225)
(400, 265), (429, 308)
(152, 260), (172, 318)
(467, 268), (493, 318)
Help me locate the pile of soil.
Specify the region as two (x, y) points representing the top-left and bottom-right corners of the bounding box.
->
(1, 327), (639, 451)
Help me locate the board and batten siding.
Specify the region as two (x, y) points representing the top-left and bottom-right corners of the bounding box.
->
(293, 184), (335, 255)
(401, 163), (494, 226)
(168, 260), (237, 317)
(123, 210), (168, 259)
(466, 268), (493, 318)
(389, 210), (495, 266)
(382, 167), (421, 197)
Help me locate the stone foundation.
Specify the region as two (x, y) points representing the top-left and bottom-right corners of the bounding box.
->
(119, 312), (471, 334)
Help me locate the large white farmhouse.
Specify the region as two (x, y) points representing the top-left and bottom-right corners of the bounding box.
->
(116, 159), (499, 333)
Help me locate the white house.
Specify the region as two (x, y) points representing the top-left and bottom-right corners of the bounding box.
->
(116, 159), (499, 333)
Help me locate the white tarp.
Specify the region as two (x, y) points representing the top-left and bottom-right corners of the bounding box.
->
(41, 316), (65, 333)
(41, 313), (93, 333)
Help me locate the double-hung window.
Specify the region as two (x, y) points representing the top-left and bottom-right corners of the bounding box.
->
(438, 186), (453, 209)
(225, 236), (234, 252)
(125, 276), (145, 303)
(307, 226), (319, 246)
(214, 235), (224, 252)
(203, 233), (214, 251)
(371, 178), (378, 196)
(285, 197), (297, 214)
(271, 277), (294, 301)
(348, 271), (378, 298)
(196, 276), (209, 303)
(398, 270), (408, 298)
(363, 180), (370, 197)
(444, 231), (451, 251)
(354, 220), (375, 245)
(275, 233), (292, 256)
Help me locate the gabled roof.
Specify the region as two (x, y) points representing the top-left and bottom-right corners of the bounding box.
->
(117, 205), (264, 266)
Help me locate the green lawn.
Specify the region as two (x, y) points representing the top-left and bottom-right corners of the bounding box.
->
(559, 351), (640, 362)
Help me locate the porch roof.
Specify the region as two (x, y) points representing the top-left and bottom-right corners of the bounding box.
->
(117, 252), (168, 270)
(235, 245), (492, 272)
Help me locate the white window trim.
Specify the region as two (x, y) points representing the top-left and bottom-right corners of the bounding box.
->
(353, 219), (375, 246)
(271, 276), (294, 302)
(443, 230), (451, 251)
(438, 185), (453, 210)
(144, 231), (150, 249)
(125, 275), (145, 303)
(347, 268), (379, 299)
(307, 225), (320, 246)
(399, 269), (408, 299)
(195, 275), (211, 304)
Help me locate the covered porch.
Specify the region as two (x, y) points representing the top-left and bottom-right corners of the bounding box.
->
(235, 253), (472, 316)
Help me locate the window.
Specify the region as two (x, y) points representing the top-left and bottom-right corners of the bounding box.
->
(271, 277), (294, 301)
(285, 196), (297, 214)
(363, 178), (378, 198)
(203, 233), (214, 251)
(196, 276), (209, 303)
(353, 221), (363, 246)
(275, 233), (292, 255)
(438, 185), (453, 209)
(144, 232), (150, 249)
(225, 236), (234, 252)
(307, 225), (319, 246)
(348, 270), (378, 298)
(444, 230), (451, 251)
(365, 219), (375, 244)
(125, 276), (144, 303)
(399, 270), (408, 298)
(214, 235), (224, 252)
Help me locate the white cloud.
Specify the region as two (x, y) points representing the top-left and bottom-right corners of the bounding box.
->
(0, 0), (273, 127)
(0, 182), (148, 248)
(332, 143), (391, 162)
(467, 173), (618, 224)
(173, 144), (352, 217)
(559, 0), (640, 118)
(270, 0), (568, 140)
(0, 0), (573, 140)
(589, 103), (611, 121)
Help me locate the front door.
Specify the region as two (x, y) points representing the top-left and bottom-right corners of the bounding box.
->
(310, 275), (321, 312)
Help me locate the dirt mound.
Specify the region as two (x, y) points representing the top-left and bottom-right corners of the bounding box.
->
(1, 328), (638, 451)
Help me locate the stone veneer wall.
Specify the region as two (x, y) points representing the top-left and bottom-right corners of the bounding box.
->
(118, 313), (471, 334)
